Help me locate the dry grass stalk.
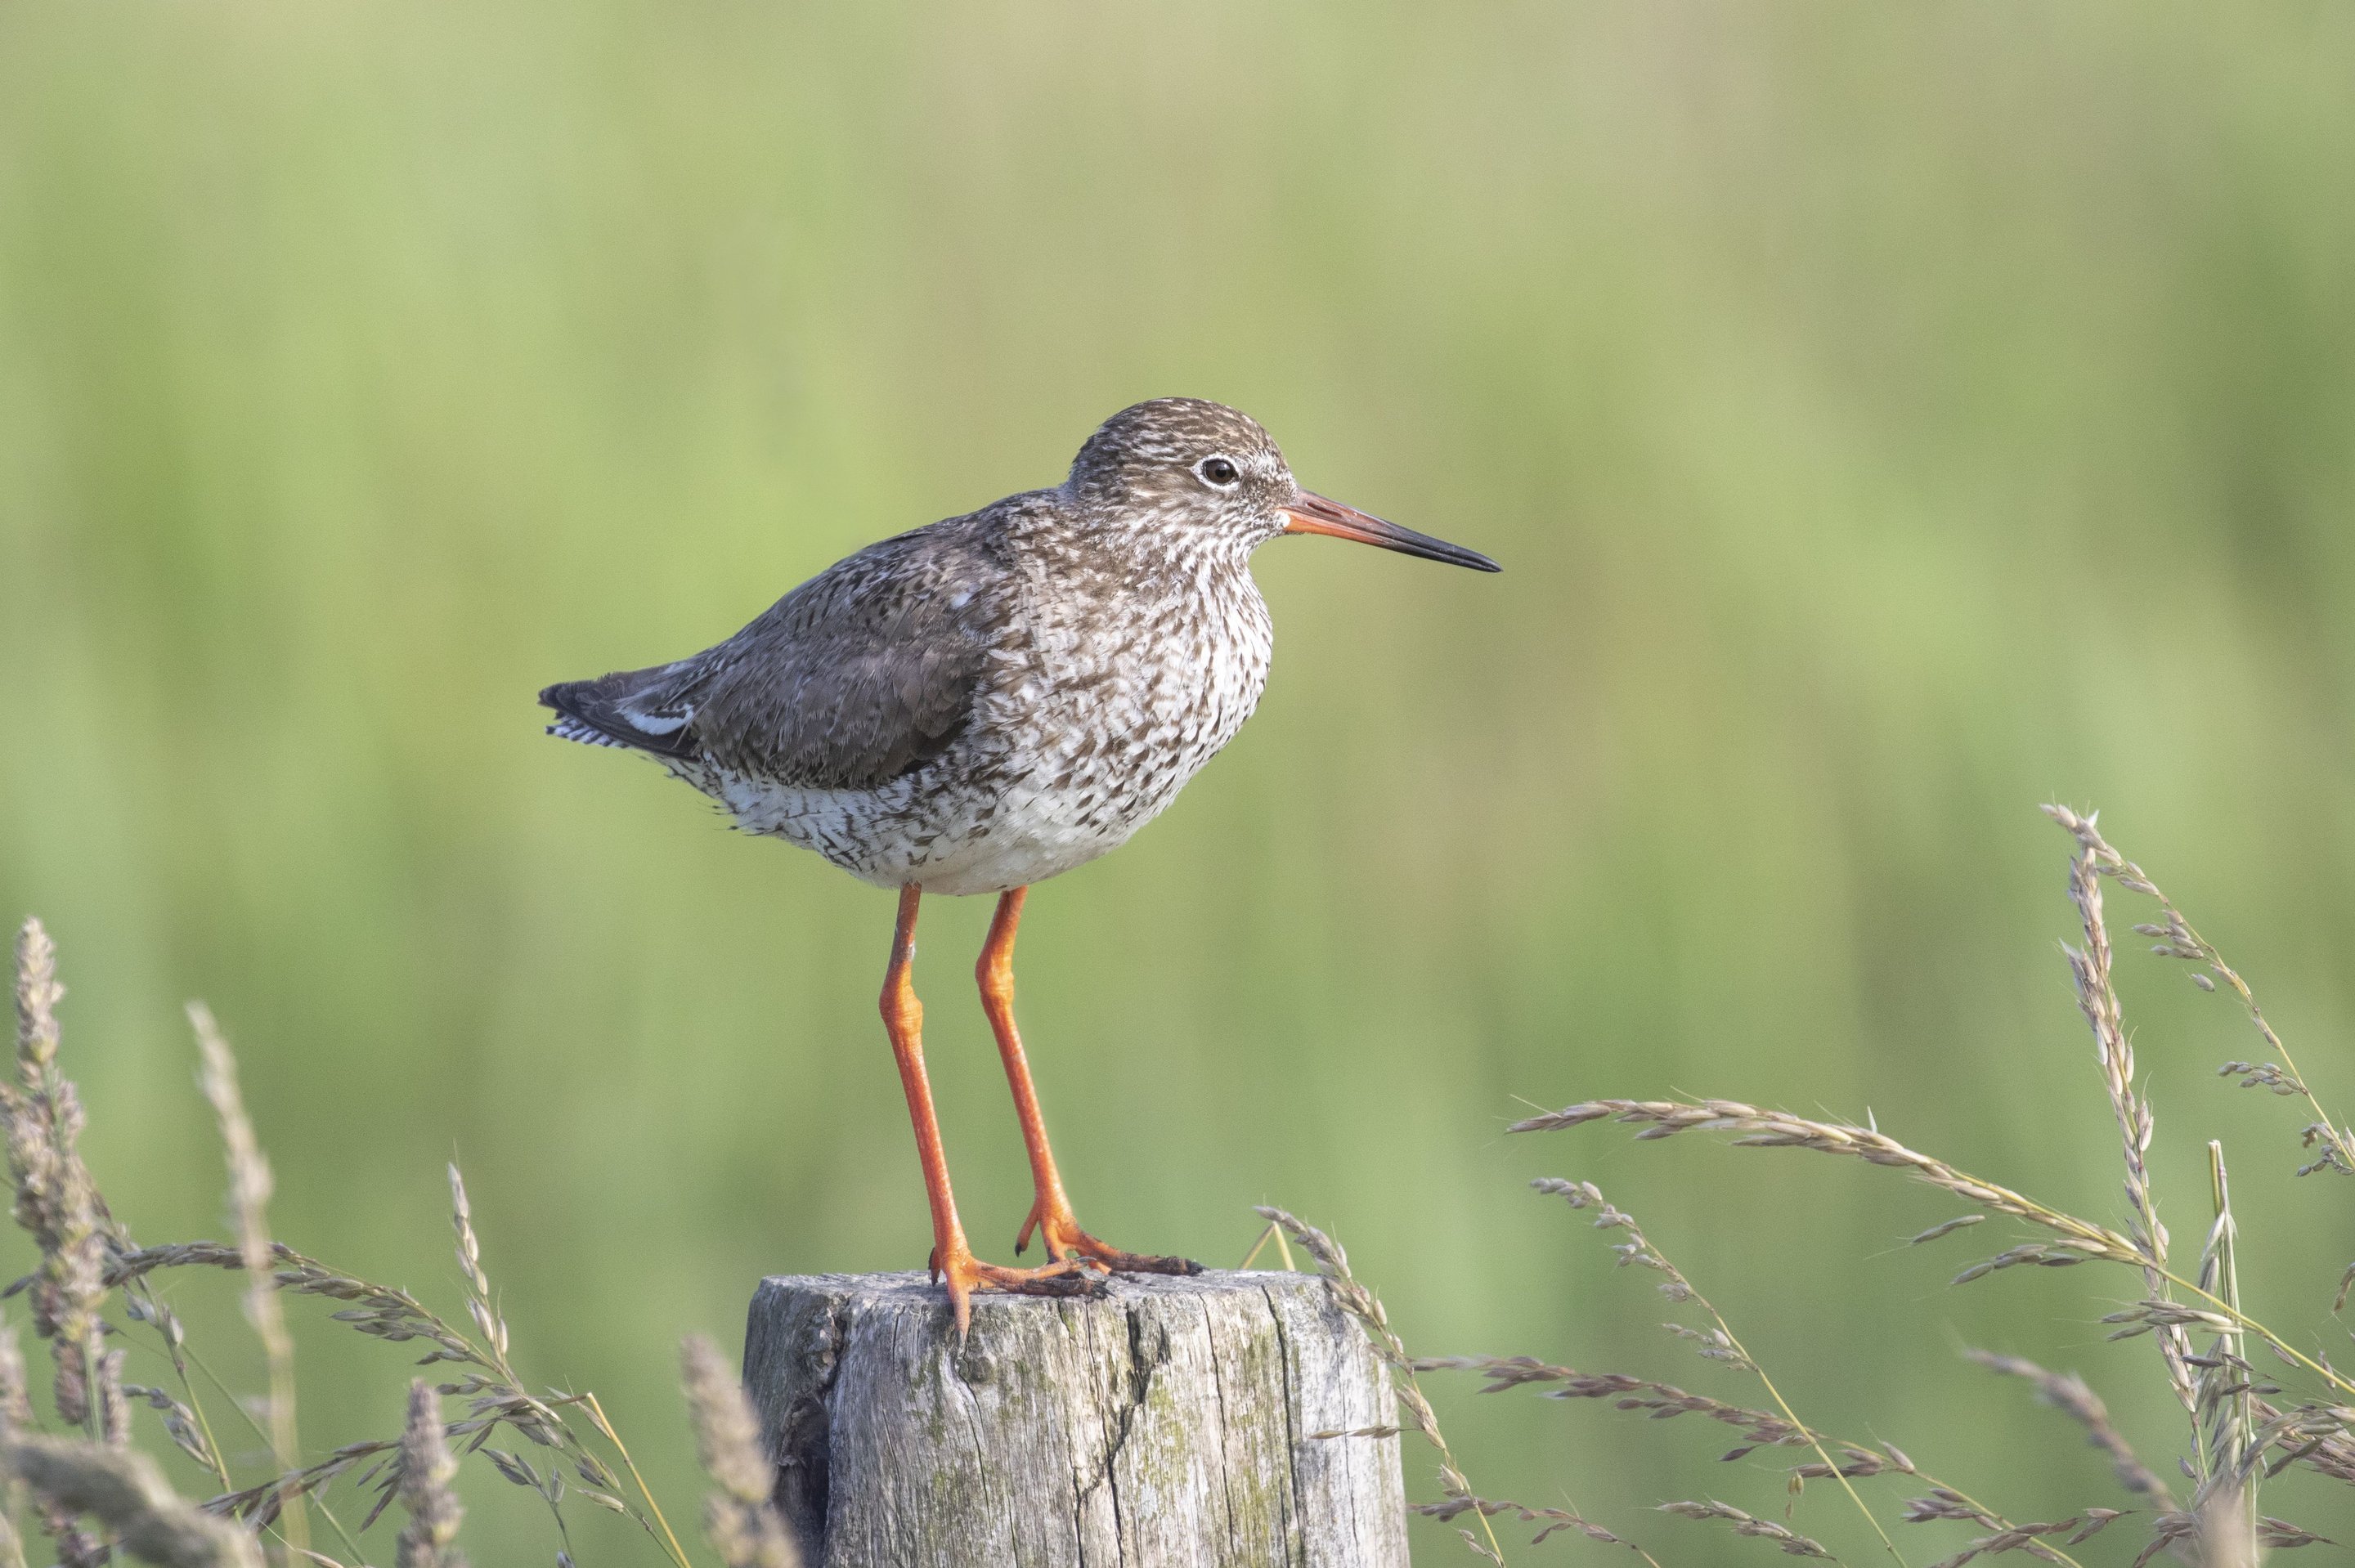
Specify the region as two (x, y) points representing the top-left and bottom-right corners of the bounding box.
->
(116, 1260), (229, 1499)
(435, 1165), (685, 1567)
(2126, 1516), (2335, 1568)
(187, 1001), (308, 1559)
(1532, 1178), (2087, 1568)
(1657, 1499), (1831, 1559)
(1252, 1206), (1660, 1566)
(446, 1167), (501, 1363)
(2048, 803), (2355, 1411)
(1235, 1217), (1296, 1271)
(1511, 1095), (2355, 1409)
(1915, 1506), (2128, 1568)
(2042, 804), (2354, 1181)
(2050, 815), (2340, 1562)
(5, 920), (118, 1440)
(680, 1336), (801, 1568)
(2180, 1142), (2259, 1568)
(8, 920), (137, 1566)
(2254, 1520), (2333, 1552)
(1516, 1103), (2352, 1565)
(1411, 1355), (1812, 1458)
(1514, 812), (2355, 1568)
(2, 1433), (261, 1568)
(149, 1179), (689, 1568)
(394, 1380), (465, 1568)
(108, 1239), (470, 1360)
(2047, 814), (2202, 1434)
(1419, 1493), (1648, 1554)
(1533, 1178), (1913, 1564)
(2246, 1398), (2355, 1488)
(0, 923), (696, 1568)
(1509, 1100), (2139, 1270)
(1250, 1207), (1508, 1563)
(1964, 1351), (2175, 1507)
(122, 1382), (222, 1481)
(98, 1350), (132, 1449)
(2120, 1148), (2340, 1568)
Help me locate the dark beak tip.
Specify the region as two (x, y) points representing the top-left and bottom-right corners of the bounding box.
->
(1429, 542), (1503, 573)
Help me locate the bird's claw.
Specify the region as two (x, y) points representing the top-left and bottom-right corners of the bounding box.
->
(935, 1243), (1108, 1337)
(1016, 1197), (1204, 1276)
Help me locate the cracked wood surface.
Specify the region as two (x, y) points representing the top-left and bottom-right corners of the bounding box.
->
(743, 1270), (1407, 1567)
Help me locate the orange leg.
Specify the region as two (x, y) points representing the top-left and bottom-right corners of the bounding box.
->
(880, 884), (1100, 1335)
(979, 887), (1201, 1276)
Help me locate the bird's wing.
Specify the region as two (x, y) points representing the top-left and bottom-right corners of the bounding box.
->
(540, 522), (1011, 792)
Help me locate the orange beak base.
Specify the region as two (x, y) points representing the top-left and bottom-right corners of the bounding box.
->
(1279, 491), (1500, 572)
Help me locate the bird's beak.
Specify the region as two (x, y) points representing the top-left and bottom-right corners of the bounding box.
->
(1280, 491), (1501, 572)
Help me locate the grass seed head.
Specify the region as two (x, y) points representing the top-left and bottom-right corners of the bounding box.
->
(681, 1336), (800, 1568)
(394, 1380), (467, 1568)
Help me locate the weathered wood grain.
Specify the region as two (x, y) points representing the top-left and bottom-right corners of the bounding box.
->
(742, 1270), (1407, 1567)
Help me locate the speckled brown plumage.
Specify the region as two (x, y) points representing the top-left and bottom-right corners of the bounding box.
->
(539, 397), (1497, 1328)
(541, 398), (1495, 896)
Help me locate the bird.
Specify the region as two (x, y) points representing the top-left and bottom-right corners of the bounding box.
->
(540, 397), (1498, 1331)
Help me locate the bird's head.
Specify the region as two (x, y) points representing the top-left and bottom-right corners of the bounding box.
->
(1065, 398), (1500, 573)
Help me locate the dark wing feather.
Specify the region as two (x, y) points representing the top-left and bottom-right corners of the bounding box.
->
(541, 520), (1012, 791)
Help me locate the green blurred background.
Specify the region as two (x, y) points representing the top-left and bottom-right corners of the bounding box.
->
(4, 2), (2353, 1561)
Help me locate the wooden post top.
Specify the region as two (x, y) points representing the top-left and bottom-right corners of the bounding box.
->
(743, 1269), (1408, 1567)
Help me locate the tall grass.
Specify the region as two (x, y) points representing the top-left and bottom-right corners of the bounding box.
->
(1, 917), (797, 1568)
(4, 792), (2352, 1564)
(1272, 808), (2352, 1566)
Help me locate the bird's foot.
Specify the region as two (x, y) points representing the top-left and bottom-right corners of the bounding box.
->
(1016, 1196), (1204, 1277)
(928, 1243), (1106, 1337)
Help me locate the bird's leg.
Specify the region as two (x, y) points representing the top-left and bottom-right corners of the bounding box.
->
(978, 888), (1203, 1277)
(880, 885), (1101, 1335)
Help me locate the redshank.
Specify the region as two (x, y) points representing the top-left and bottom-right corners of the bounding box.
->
(541, 398), (1498, 1330)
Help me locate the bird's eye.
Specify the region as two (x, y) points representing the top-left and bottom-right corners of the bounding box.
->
(1196, 455), (1241, 488)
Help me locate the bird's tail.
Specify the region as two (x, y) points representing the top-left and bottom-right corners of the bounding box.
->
(537, 666), (702, 758)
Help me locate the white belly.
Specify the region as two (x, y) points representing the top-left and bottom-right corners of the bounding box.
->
(698, 764), (1162, 897)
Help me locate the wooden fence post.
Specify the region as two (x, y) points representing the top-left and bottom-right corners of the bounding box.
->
(742, 1270), (1409, 1566)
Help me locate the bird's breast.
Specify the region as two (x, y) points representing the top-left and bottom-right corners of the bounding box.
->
(985, 570), (1273, 826)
